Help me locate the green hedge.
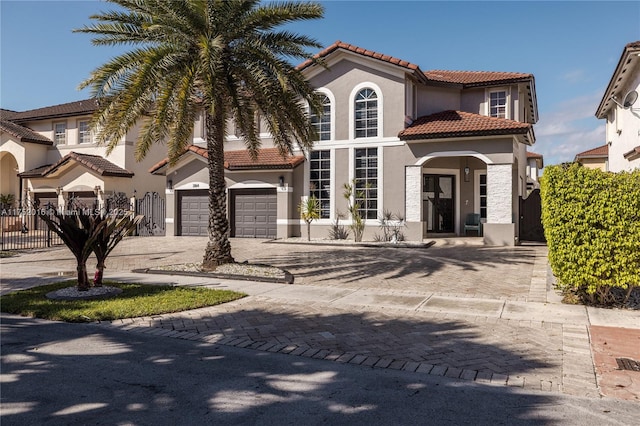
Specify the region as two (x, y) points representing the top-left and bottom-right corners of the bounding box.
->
(540, 163), (640, 304)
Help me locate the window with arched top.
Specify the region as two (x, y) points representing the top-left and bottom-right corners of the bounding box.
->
(354, 88), (378, 138)
(310, 94), (331, 141)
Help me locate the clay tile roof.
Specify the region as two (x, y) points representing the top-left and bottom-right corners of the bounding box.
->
(149, 146), (305, 174)
(574, 144), (609, 159)
(27, 152), (134, 178)
(526, 151), (543, 159)
(0, 120), (53, 145)
(622, 145), (640, 160)
(10, 99), (99, 122)
(424, 70), (533, 87)
(399, 110), (531, 141)
(297, 40), (421, 73)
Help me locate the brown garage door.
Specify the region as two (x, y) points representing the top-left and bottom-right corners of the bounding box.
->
(232, 189), (277, 239)
(179, 190), (209, 236)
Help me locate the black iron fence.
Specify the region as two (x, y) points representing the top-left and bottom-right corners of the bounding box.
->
(0, 191), (166, 251)
(0, 208), (63, 251)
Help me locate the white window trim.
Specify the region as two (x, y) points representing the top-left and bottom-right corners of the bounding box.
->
(351, 146), (381, 221)
(308, 149), (332, 220)
(485, 87), (511, 119)
(78, 120), (92, 144)
(349, 82), (384, 140)
(53, 122), (66, 145)
(310, 88), (336, 142)
(474, 169), (487, 221)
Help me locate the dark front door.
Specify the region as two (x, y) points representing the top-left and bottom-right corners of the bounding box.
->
(424, 174), (455, 233)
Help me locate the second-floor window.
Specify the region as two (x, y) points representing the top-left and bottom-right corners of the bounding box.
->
(78, 121), (91, 144)
(310, 94), (331, 141)
(309, 150), (331, 219)
(490, 91), (507, 118)
(354, 147), (378, 219)
(355, 88), (378, 138)
(54, 122), (66, 145)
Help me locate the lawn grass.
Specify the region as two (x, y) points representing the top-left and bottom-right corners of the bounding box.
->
(0, 281), (246, 322)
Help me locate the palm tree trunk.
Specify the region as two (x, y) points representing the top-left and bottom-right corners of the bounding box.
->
(76, 260), (90, 291)
(94, 261), (105, 287)
(202, 109), (234, 270)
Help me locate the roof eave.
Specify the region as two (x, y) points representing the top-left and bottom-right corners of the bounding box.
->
(596, 43), (640, 118)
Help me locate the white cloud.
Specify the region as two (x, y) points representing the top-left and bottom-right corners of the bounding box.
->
(560, 69), (589, 84)
(534, 91), (606, 165)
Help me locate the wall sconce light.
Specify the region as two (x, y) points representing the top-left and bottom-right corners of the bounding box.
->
(464, 166), (470, 182)
(279, 176), (284, 187)
(167, 179), (173, 190)
(56, 186), (63, 195)
(94, 185), (102, 195)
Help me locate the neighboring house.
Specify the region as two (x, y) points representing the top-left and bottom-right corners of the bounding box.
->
(574, 144), (609, 171)
(152, 41), (538, 245)
(595, 41), (640, 172)
(525, 151), (544, 191)
(0, 100), (166, 211)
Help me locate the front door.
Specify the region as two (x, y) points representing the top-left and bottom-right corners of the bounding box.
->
(424, 174), (455, 233)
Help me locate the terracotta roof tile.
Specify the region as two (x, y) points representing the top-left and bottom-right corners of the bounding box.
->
(150, 146), (305, 174)
(399, 110), (531, 141)
(424, 70), (533, 87)
(526, 151), (543, 159)
(297, 40), (421, 73)
(0, 120), (53, 145)
(22, 152), (134, 178)
(575, 144), (609, 159)
(623, 145), (640, 160)
(10, 99), (99, 122)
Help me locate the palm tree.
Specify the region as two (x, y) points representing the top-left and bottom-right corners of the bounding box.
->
(75, 0), (324, 269)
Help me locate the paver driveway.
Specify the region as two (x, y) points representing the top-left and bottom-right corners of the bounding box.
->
(0, 236), (625, 398)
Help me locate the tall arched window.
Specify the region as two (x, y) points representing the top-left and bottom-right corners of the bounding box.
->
(354, 88), (378, 138)
(310, 94), (331, 141)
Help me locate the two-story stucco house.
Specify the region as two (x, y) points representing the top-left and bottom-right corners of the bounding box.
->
(151, 41), (538, 246)
(1, 100), (166, 210)
(595, 41), (640, 172)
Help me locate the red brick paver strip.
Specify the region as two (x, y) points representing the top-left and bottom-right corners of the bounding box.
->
(590, 326), (640, 401)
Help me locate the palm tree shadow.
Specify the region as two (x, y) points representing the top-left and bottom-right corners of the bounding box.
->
(0, 313), (569, 425)
(249, 244), (538, 297)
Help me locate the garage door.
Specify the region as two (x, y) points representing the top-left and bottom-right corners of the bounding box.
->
(179, 190), (209, 236)
(232, 189), (277, 239)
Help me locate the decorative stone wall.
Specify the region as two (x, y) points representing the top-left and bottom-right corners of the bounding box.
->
(405, 165), (422, 223)
(487, 163), (512, 224)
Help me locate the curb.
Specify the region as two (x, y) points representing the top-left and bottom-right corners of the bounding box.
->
(131, 267), (295, 284)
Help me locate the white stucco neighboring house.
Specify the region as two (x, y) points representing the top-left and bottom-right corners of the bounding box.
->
(595, 41), (640, 172)
(0, 100), (166, 212)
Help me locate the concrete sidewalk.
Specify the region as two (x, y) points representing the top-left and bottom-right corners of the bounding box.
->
(1, 237), (639, 400)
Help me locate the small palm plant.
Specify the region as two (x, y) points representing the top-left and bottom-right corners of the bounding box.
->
(299, 196), (320, 241)
(343, 180), (369, 242)
(38, 209), (103, 290)
(92, 213), (144, 286)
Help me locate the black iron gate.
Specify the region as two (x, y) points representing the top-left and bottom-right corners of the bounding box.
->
(519, 189), (545, 242)
(135, 192), (165, 236)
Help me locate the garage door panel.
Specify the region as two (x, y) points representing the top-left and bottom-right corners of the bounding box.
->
(179, 191), (209, 236)
(233, 190), (277, 239)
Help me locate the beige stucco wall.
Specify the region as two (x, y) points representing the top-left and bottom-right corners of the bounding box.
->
(577, 157), (608, 171)
(307, 58), (406, 140)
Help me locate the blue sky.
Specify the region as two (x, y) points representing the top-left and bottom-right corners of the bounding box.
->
(1, 0), (639, 166)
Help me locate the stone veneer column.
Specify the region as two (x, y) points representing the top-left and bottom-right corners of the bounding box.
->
(484, 163), (515, 245)
(405, 165), (422, 240)
(487, 164), (512, 223)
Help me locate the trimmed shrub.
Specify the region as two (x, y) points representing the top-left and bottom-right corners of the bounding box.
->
(540, 163), (640, 305)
